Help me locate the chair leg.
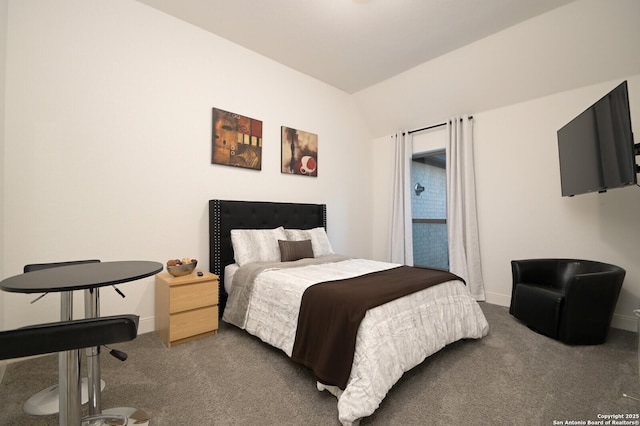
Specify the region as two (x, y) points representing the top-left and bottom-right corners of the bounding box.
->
(85, 287), (102, 416)
(59, 349), (81, 426)
(59, 291), (82, 426)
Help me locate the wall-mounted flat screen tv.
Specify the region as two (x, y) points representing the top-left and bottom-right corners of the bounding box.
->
(557, 80), (637, 197)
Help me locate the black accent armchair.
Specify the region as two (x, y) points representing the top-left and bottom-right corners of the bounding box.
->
(509, 259), (625, 345)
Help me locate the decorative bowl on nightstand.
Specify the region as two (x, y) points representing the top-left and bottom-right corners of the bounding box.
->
(166, 259), (197, 277)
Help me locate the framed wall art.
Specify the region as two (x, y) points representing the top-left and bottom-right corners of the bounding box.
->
(281, 126), (318, 177)
(212, 108), (263, 170)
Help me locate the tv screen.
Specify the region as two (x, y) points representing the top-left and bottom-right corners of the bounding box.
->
(557, 81), (637, 197)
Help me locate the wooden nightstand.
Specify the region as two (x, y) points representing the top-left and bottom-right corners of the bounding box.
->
(155, 269), (219, 347)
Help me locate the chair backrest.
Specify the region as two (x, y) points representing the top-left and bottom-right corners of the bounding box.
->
(24, 259), (101, 273)
(513, 258), (626, 291)
(572, 260), (625, 276)
(557, 260), (582, 289)
(557, 259), (626, 289)
(0, 314), (139, 361)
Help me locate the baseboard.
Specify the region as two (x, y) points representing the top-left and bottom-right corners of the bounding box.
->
(484, 291), (510, 308)
(138, 315), (155, 335)
(612, 313), (637, 332)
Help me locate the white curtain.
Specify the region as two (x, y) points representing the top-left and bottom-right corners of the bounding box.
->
(446, 115), (485, 300)
(389, 131), (414, 266)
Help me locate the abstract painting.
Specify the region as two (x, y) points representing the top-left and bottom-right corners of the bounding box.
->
(212, 108), (262, 170)
(281, 126), (318, 177)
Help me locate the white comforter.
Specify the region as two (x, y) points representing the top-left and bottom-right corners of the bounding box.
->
(223, 258), (489, 425)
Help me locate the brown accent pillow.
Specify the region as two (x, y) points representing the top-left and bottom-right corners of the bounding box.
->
(278, 239), (314, 262)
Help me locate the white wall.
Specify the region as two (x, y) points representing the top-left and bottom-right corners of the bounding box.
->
(0, 0), (7, 332)
(2, 0), (373, 332)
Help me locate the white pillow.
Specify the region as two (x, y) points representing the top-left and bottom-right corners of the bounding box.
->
(231, 226), (287, 266)
(285, 227), (334, 257)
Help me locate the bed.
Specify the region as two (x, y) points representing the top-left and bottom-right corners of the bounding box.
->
(209, 199), (489, 425)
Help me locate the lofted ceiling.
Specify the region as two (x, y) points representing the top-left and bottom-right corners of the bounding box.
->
(136, 0), (575, 94)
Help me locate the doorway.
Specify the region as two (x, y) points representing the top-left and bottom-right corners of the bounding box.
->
(411, 150), (449, 269)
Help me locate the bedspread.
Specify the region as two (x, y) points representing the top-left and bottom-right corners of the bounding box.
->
(222, 258), (489, 425)
(292, 265), (463, 390)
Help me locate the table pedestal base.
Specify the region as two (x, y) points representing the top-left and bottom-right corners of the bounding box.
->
(23, 379), (106, 415)
(102, 407), (150, 425)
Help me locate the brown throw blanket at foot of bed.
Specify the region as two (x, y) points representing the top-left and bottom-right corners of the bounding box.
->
(291, 265), (462, 389)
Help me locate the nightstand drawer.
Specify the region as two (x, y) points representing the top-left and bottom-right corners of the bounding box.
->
(170, 305), (218, 342)
(169, 281), (218, 314)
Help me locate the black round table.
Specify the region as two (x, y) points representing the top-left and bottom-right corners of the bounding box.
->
(0, 260), (163, 426)
(0, 260), (163, 293)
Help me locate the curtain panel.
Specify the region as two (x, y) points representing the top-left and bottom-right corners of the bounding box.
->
(389, 131), (414, 266)
(446, 115), (485, 300)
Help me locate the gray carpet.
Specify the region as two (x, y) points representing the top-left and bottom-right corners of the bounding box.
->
(1, 303), (639, 425)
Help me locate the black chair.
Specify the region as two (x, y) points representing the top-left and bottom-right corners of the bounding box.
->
(24, 259), (101, 305)
(19, 259), (132, 424)
(0, 314), (139, 425)
(24, 259), (101, 273)
(509, 258), (625, 345)
(23, 259), (106, 417)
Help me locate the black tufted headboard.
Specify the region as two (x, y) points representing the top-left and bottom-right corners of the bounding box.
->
(209, 199), (327, 316)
